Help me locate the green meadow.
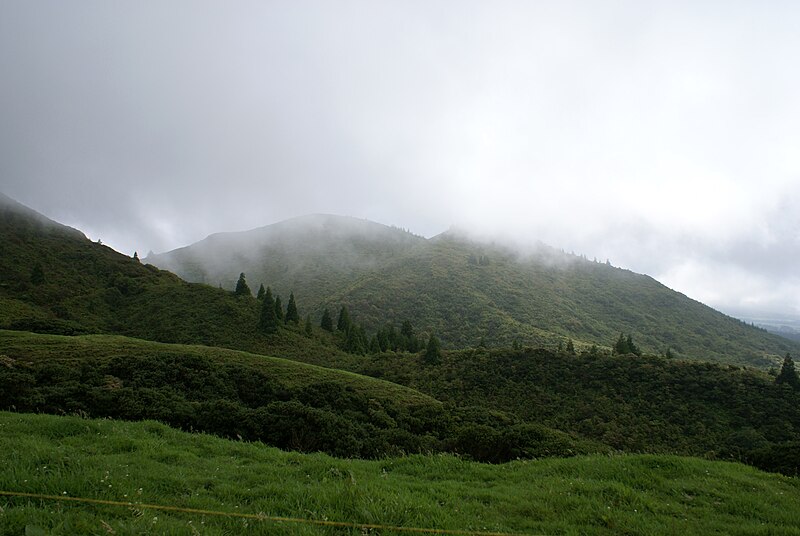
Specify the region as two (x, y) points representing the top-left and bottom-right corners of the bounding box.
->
(2, 412), (800, 535)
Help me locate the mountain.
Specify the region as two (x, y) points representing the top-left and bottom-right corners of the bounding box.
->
(149, 213), (799, 368)
(146, 214), (426, 312)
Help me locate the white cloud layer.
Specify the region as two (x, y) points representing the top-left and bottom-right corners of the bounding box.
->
(1, 1), (798, 317)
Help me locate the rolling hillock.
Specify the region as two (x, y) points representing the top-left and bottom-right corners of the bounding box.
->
(0, 330), (603, 461)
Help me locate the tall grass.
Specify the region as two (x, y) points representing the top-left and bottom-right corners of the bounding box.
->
(1, 412), (799, 535)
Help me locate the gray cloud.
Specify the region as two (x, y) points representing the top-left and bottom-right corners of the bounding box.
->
(1, 1), (798, 317)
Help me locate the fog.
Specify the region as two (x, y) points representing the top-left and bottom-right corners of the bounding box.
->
(1, 1), (798, 318)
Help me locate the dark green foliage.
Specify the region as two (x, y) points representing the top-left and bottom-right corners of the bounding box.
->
(30, 262), (44, 285)
(0, 331), (599, 463)
(133, 251), (139, 262)
(256, 283), (265, 300)
(424, 334), (442, 365)
(336, 305), (351, 332)
(304, 315), (313, 337)
(274, 295), (284, 322)
(566, 339), (576, 355)
(233, 272), (250, 297)
(776, 354), (800, 389)
(259, 287), (278, 334)
(320, 308), (333, 332)
(351, 347), (800, 475)
(285, 292), (299, 324)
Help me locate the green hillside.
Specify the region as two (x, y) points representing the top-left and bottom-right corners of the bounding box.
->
(0, 193), (353, 365)
(3, 412), (800, 535)
(149, 215), (798, 368)
(0, 330), (601, 461)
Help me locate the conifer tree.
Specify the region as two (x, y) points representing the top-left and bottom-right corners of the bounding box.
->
(424, 334), (442, 365)
(566, 339), (576, 355)
(133, 251), (140, 262)
(337, 305), (351, 332)
(256, 284), (266, 300)
(274, 295), (284, 322)
(776, 353), (800, 389)
(285, 292), (300, 324)
(258, 287), (278, 334)
(234, 272), (251, 297)
(320, 308), (333, 332)
(304, 315), (313, 337)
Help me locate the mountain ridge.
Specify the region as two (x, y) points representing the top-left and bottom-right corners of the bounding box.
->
(149, 211), (799, 368)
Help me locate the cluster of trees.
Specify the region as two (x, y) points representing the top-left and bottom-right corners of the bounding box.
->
(231, 273), (307, 336)
(351, 345), (800, 475)
(318, 304), (440, 361)
(612, 333), (642, 356)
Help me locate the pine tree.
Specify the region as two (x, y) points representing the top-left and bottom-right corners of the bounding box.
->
(320, 308), (333, 332)
(424, 334), (442, 365)
(304, 315), (313, 337)
(234, 272), (251, 297)
(613, 333), (629, 355)
(258, 287), (278, 334)
(274, 295), (284, 322)
(285, 292), (300, 324)
(133, 251), (140, 262)
(336, 306), (351, 332)
(566, 339), (576, 355)
(256, 284), (266, 300)
(776, 354), (800, 389)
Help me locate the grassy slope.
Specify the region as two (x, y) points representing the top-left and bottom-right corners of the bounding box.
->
(2, 412), (799, 536)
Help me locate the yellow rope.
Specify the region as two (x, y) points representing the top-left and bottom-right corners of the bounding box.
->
(0, 490), (535, 536)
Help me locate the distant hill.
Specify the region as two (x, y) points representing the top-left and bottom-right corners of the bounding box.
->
(146, 213), (426, 311)
(149, 212), (799, 368)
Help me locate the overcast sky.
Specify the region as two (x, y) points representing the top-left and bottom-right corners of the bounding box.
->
(1, 1), (799, 318)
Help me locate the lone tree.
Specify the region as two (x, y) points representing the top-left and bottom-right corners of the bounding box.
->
(234, 272), (251, 297)
(256, 284), (266, 300)
(337, 305), (351, 332)
(776, 353), (800, 389)
(320, 308), (333, 332)
(133, 251), (140, 262)
(424, 334), (442, 365)
(258, 287), (278, 334)
(285, 292), (300, 324)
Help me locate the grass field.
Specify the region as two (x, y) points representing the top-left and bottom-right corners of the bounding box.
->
(1, 412), (799, 535)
